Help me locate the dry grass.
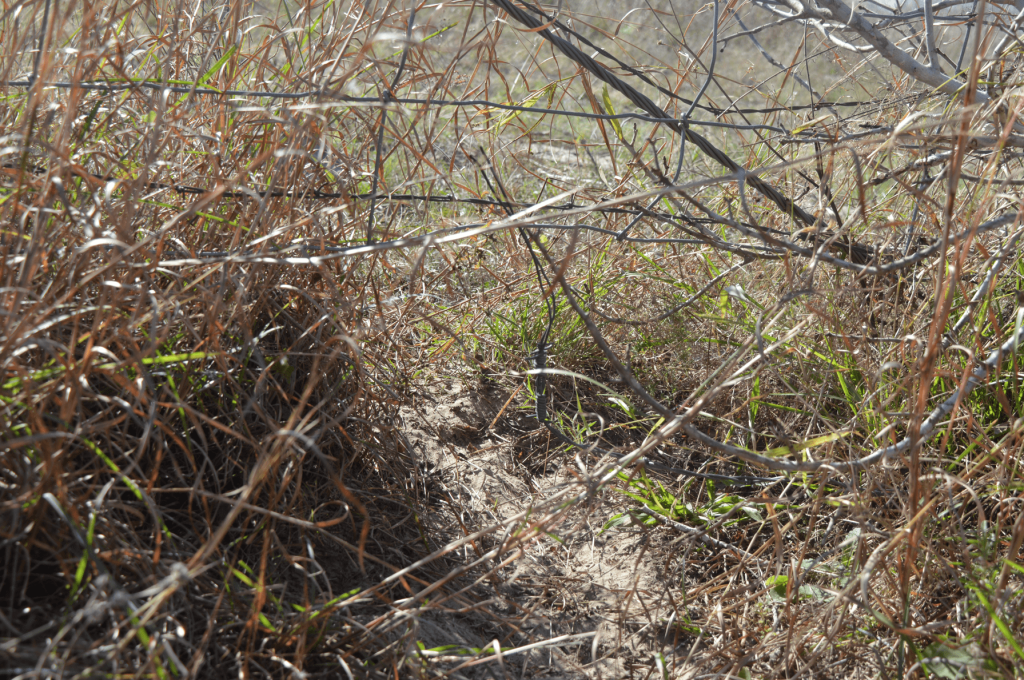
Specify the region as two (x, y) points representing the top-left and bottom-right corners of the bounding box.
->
(2, 0), (1024, 678)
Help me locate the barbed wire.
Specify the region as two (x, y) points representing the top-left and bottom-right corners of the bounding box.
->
(6, 0), (1019, 489)
(2, 79), (902, 130)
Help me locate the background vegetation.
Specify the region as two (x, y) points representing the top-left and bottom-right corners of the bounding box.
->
(1, 0), (1023, 677)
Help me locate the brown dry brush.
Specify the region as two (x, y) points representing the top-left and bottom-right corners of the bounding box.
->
(0, 2), (452, 678)
(1, 0), (1024, 678)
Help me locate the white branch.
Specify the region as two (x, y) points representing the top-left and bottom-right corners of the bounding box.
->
(803, 0), (969, 97)
(923, 0), (940, 68)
